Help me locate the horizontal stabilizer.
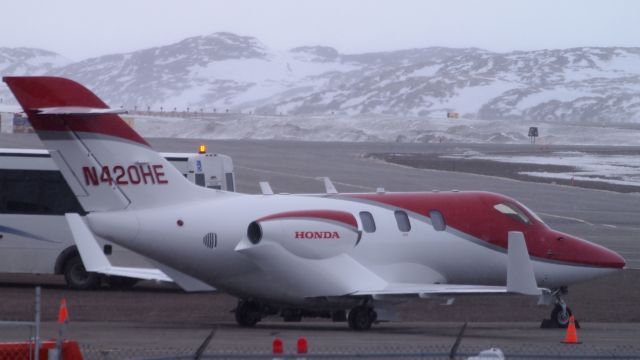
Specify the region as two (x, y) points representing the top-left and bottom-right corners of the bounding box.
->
(34, 106), (127, 115)
(65, 213), (172, 282)
(147, 260), (216, 292)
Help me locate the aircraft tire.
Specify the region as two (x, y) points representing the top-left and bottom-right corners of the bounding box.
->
(63, 255), (101, 290)
(550, 305), (572, 328)
(235, 301), (262, 327)
(348, 306), (375, 331)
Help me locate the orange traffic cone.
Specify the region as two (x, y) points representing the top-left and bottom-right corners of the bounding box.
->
(272, 338), (283, 354)
(57, 298), (69, 324)
(561, 315), (581, 344)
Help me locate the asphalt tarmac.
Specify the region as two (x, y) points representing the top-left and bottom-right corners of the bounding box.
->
(1, 134), (639, 355)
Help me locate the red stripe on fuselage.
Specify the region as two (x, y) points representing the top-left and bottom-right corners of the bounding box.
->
(343, 192), (624, 269)
(3, 77), (148, 146)
(259, 210), (358, 229)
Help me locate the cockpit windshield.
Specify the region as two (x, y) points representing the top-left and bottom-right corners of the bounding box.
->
(515, 201), (545, 224)
(493, 202), (531, 225)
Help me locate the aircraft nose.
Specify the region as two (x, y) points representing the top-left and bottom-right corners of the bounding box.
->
(556, 233), (626, 269)
(582, 238), (625, 269)
(600, 246), (626, 269)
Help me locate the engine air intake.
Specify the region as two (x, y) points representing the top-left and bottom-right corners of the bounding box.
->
(247, 221), (262, 244)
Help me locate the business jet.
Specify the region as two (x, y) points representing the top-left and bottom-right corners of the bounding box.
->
(3, 76), (625, 330)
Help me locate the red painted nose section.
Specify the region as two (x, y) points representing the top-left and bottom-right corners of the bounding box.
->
(601, 247), (626, 268)
(587, 243), (626, 268)
(550, 232), (625, 268)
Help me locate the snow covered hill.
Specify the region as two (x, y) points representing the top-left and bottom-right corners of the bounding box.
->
(0, 47), (71, 104)
(0, 32), (639, 124)
(0, 47), (70, 76)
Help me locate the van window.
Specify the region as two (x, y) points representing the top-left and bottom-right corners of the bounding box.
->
(394, 210), (411, 232)
(359, 211), (376, 233)
(429, 210), (446, 231)
(0, 169), (85, 215)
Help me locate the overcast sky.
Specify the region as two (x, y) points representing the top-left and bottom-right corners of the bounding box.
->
(2, 0), (639, 60)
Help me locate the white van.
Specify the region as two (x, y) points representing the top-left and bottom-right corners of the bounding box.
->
(0, 147), (234, 289)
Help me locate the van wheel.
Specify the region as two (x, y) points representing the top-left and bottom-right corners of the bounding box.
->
(63, 255), (101, 290)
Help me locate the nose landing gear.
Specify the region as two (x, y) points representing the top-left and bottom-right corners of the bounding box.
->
(542, 288), (579, 329)
(550, 301), (572, 328)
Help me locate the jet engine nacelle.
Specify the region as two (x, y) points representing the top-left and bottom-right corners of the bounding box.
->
(247, 210), (361, 260)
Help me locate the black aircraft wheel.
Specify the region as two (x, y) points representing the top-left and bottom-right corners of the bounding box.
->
(348, 306), (376, 331)
(235, 301), (262, 327)
(550, 305), (572, 328)
(63, 255), (101, 290)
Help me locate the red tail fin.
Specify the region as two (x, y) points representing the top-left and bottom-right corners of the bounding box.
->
(2, 76), (210, 211)
(3, 76), (147, 146)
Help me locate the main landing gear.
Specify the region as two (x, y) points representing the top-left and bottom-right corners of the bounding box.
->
(347, 305), (377, 331)
(233, 299), (379, 331)
(234, 300), (263, 327)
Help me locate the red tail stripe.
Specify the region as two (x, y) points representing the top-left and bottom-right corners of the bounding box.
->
(3, 76), (148, 146)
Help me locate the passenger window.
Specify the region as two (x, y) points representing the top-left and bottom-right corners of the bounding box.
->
(429, 210), (446, 231)
(359, 211), (376, 233)
(394, 210), (411, 232)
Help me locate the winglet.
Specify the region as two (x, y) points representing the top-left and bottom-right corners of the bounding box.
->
(259, 181), (274, 195)
(318, 177), (338, 194)
(506, 231), (541, 295)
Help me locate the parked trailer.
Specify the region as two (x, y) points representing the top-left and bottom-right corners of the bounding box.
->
(0, 147), (234, 289)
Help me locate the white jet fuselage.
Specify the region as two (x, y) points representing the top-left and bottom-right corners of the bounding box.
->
(87, 192), (620, 306)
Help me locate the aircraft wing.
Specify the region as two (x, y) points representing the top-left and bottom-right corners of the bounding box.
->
(351, 283), (508, 296)
(354, 231), (546, 297)
(66, 213), (172, 282)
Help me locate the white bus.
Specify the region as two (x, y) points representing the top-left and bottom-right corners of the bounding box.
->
(0, 146), (235, 289)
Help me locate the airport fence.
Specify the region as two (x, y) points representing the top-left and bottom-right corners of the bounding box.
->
(78, 344), (640, 360)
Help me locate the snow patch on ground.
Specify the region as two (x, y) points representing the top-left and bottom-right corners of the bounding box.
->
(445, 151), (640, 187)
(131, 112), (640, 188)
